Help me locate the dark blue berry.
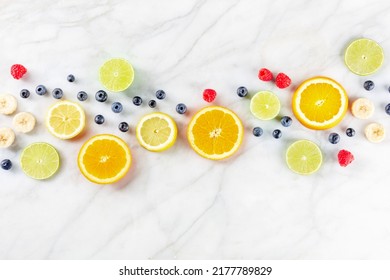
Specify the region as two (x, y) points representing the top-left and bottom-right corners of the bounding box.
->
(67, 74), (75, 82)
(95, 90), (108, 102)
(363, 80), (375, 91)
(148, 100), (156, 108)
(385, 103), (390, 115)
(52, 88), (63, 99)
(111, 102), (123, 113)
(346, 128), (355, 137)
(237, 86), (248, 97)
(94, 114), (105, 125)
(329, 132), (340, 144)
(281, 116), (292, 127)
(1, 159), (12, 170)
(35, 85), (47, 96)
(253, 127), (263, 137)
(156, 90), (166, 100)
(272, 129), (282, 139)
(118, 122), (129, 132)
(388, 86), (390, 93)
(20, 89), (30, 99)
(77, 91), (88, 101)
(176, 103), (187, 114)
(133, 96), (142, 106)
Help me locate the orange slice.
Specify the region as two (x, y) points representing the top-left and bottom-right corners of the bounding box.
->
(292, 76), (348, 130)
(78, 134), (132, 184)
(187, 106), (244, 160)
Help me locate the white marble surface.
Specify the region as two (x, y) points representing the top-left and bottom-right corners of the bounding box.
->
(1, 0), (390, 259)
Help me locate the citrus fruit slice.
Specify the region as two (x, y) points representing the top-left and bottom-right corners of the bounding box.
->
(292, 76), (348, 130)
(286, 140), (322, 175)
(344, 38), (384, 76)
(20, 142), (60, 180)
(187, 106), (244, 160)
(99, 58), (134, 92)
(136, 112), (177, 152)
(78, 134), (132, 184)
(46, 100), (86, 139)
(250, 91), (280, 120)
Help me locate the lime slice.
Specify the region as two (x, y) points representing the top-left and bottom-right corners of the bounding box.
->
(20, 142), (60, 180)
(99, 58), (134, 92)
(344, 38), (384, 76)
(285, 140), (322, 175)
(250, 91), (280, 120)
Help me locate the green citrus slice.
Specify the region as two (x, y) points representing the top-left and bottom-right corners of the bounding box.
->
(285, 140), (322, 175)
(250, 91), (280, 120)
(99, 58), (134, 92)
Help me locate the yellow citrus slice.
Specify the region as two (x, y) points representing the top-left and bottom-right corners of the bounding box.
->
(250, 91), (280, 120)
(78, 134), (132, 184)
(286, 140), (322, 175)
(187, 106), (244, 160)
(136, 112), (177, 152)
(99, 58), (134, 92)
(46, 100), (85, 139)
(292, 76), (348, 130)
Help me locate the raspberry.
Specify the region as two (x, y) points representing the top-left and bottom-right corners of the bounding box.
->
(10, 64), (27, 80)
(338, 150), (354, 167)
(203, 89), (217, 103)
(275, 73), (291, 89)
(258, 68), (273, 81)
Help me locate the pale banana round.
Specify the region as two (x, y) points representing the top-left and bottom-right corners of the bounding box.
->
(365, 122), (385, 143)
(0, 94), (17, 115)
(13, 112), (36, 133)
(0, 127), (16, 148)
(351, 98), (374, 119)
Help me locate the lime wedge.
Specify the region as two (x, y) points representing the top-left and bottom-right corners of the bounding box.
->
(344, 38), (384, 76)
(286, 140), (322, 175)
(99, 58), (134, 92)
(20, 142), (60, 180)
(250, 91), (280, 120)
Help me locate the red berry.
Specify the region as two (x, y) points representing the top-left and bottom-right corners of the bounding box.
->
(203, 89), (217, 103)
(337, 150), (354, 167)
(275, 73), (291, 89)
(258, 68), (273, 81)
(10, 64), (27, 80)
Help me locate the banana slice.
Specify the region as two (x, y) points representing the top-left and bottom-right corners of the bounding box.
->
(13, 112), (36, 133)
(365, 122), (385, 143)
(0, 127), (16, 148)
(351, 98), (374, 119)
(0, 94), (17, 115)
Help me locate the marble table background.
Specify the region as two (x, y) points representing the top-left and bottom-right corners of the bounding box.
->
(1, 0), (390, 259)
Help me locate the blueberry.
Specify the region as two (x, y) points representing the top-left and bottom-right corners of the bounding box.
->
(385, 103), (390, 115)
(94, 114), (105, 125)
(363, 80), (375, 91)
(95, 90), (108, 102)
(346, 128), (355, 137)
(281, 116), (292, 127)
(253, 127), (263, 137)
(20, 89), (30, 99)
(77, 91), (88, 101)
(176, 103), (187, 114)
(329, 132), (340, 144)
(118, 122), (129, 132)
(52, 88), (63, 99)
(111, 102), (123, 113)
(272, 129), (282, 139)
(156, 90), (166, 100)
(1, 159), (12, 170)
(237, 86), (248, 97)
(67, 74), (75, 82)
(35, 85), (47, 96)
(388, 86), (390, 93)
(133, 96), (143, 106)
(148, 100), (157, 108)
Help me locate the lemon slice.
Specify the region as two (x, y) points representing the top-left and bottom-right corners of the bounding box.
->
(136, 112), (177, 152)
(46, 100), (85, 139)
(20, 142), (60, 180)
(286, 140), (322, 175)
(250, 91), (280, 120)
(344, 38), (384, 76)
(99, 58), (134, 92)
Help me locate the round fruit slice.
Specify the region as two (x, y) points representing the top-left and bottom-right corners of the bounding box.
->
(0, 127), (15, 148)
(351, 98), (374, 119)
(365, 122), (385, 143)
(187, 106), (244, 160)
(286, 140), (322, 175)
(20, 142), (60, 180)
(344, 38), (384, 76)
(46, 100), (85, 139)
(78, 134), (132, 184)
(250, 91), (280, 120)
(0, 94), (17, 115)
(136, 112), (177, 152)
(292, 76), (348, 130)
(99, 58), (134, 92)
(13, 112), (36, 133)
